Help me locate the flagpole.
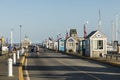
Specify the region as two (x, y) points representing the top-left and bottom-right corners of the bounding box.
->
(84, 21), (88, 39)
(66, 30), (68, 40)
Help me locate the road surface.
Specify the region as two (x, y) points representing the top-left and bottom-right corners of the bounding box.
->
(24, 48), (120, 80)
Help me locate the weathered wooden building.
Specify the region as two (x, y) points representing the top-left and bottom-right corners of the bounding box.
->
(66, 37), (78, 53)
(84, 30), (107, 57)
(53, 40), (58, 51)
(65, 29), (79, 53)
(58, 38), (65, 52)
(48, 40), (54, 50)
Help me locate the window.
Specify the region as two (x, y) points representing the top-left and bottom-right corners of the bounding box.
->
(69, 42), (73, 47)
(68, 39), (74, 42)
(60, 42), (64, 47)
(68, 38), (74, 47)
(98, 40), (103, 49)
(93, 40), (103, 50)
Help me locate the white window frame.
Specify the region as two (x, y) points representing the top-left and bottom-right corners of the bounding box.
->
(92, 39), (104, 51)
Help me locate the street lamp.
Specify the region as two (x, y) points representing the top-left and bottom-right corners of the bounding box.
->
(10, 28), (13, 47)
(19, 25), (22, 48)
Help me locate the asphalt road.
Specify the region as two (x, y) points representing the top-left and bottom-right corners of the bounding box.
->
(24, 48), (120, 80)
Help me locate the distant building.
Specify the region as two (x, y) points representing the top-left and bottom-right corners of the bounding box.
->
(1, 36), (4, 46)
(58, 38), (65, 52)
(42, 40), (47, 48)
(53, 40), (58, 51)
(65, 29), (79, 53)
(48, 40), (54, 49)
(0, 36), (8, 55)
(42, 40), (49, 48)
(84, 30), (107, 57)
(66, 37), (78, 53)
(21, 36), (31, 48)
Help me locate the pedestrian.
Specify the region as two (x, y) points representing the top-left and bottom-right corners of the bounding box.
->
(30, 46), (35, 57)
(34, 46), (36, 53)
(13, 46), (16, 51)
(31, 46), (34, 53)
(36, 45), (40, 56)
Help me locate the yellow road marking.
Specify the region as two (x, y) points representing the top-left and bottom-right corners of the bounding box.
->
(18, 66), (24, 80)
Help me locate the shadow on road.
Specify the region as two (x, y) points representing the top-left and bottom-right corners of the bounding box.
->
(23, 65), (120, 80)
(23, 65), (120, 73)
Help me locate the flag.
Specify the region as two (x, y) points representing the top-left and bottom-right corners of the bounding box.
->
(57, 34), (61, 40)
(58, 34), (61, 39)
(84, 24), (87, 39)
(57, 35), (59, 40)
(66, 31), (68, 39)
(49, 37), (53, 41)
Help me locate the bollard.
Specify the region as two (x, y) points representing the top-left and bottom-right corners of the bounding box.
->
(8, 58), (13, 77)
(20, 48), (25, 56)
(22, 48), (24, 55)
(20, 49), (22, 56)
(13, 53), (16, 65)
(17, 50), (20, 59)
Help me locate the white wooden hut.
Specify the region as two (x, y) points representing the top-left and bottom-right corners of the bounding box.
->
(85, 30), (107, 57)
(66, 37), (78, 53)
(65, 29), (79, 53)
(53, 41), (58, 51)
(48, 40), (54, 50)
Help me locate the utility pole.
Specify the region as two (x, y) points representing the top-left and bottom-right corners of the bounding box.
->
(19, 25), (22, 48)
(10, 28), (13, 47)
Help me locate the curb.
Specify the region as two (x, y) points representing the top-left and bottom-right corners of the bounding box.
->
(18, 66), (24, 80)
(64, 52), (120, 67)
(18, 53), (27, 80)
(20, 53), (27, 66)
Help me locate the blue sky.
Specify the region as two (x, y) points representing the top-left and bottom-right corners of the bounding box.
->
(0, 0), (120, 43)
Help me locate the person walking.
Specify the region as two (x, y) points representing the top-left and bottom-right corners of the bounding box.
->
(36, 45), (40, 56)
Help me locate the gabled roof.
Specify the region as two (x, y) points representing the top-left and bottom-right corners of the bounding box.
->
(58, 38), (65, 41)
(67, 37), (75, 41)
(66, 36), (78, 43)
(86, 30), (97, 38)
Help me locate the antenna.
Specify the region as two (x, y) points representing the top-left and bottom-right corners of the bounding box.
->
(98, 9), (101, 31)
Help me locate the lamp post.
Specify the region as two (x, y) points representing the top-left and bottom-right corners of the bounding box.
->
(19, 25), (22, 49)
(10, 28), (13, 47)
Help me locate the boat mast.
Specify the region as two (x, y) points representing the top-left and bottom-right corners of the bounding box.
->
(98, 10), (101, 31)
(112, 21), (115, 42)
(115, 15), (118, 41)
